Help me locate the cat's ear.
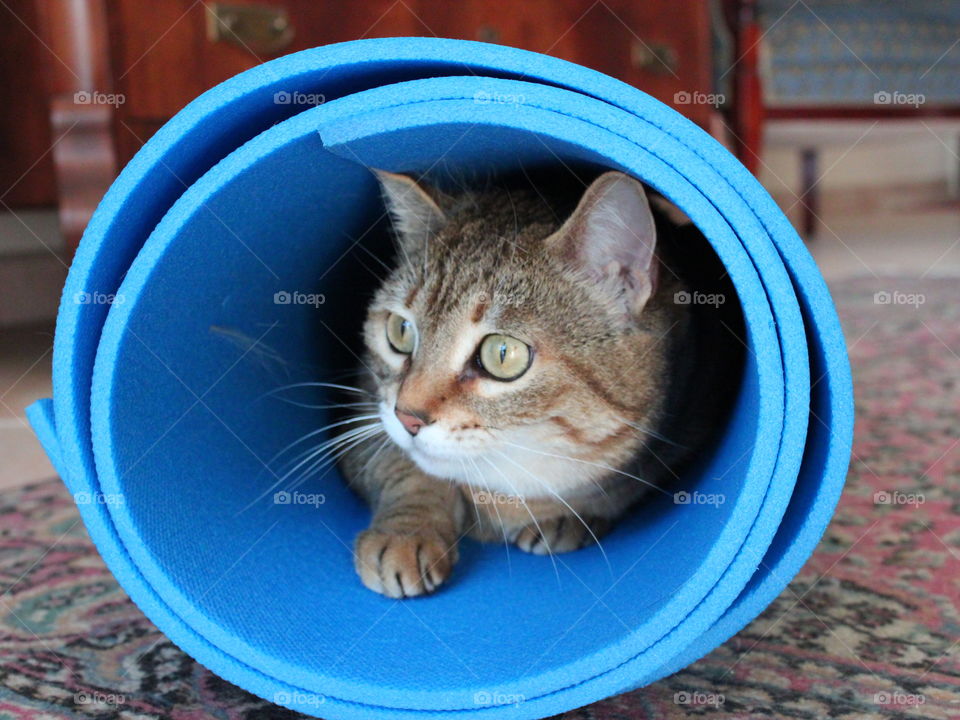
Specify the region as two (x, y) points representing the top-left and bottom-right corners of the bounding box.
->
(373, 170), (447, 249)
(549, 171), (659, 316)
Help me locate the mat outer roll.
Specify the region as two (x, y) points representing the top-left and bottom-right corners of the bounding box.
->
(28, 38), (853, 720)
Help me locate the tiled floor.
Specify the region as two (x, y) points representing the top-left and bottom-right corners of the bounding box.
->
(0, 323), (55, 489)
(1, 195), (958, 492)
(807, 195), (960, 281)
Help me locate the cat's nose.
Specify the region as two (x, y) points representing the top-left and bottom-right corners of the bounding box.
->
(394, 407), (432, 436)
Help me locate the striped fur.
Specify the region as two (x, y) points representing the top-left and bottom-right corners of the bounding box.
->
(340, 170), (742, 597)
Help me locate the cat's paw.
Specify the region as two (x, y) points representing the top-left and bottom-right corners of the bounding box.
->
(354, 529), (457, 598)
(514, 515), (612, 555)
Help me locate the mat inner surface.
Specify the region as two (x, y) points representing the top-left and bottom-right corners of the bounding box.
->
(92, 123), (761, 694)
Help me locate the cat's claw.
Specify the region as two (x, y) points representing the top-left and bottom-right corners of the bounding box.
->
(514, 516), (611, 555)
(354, 529), (457, 598)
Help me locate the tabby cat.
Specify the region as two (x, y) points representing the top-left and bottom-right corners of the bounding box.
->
(338, 168), (741, 598)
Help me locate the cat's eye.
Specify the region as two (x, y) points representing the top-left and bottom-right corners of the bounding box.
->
(477, 334), (532, 381)
(386, 312), (416, 354)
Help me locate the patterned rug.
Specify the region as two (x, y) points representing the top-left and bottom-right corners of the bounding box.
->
(1, 276), (957, 719)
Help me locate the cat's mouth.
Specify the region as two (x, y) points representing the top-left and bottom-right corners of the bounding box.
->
(408, 444), (454, 464)
(407, 436), (479, 465)
(378, 401), (494, 480)
(388, 428), (474, 478)
(402, 443), (481, 482)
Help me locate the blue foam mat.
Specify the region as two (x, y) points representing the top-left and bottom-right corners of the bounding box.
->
(27, 38), (853, 719)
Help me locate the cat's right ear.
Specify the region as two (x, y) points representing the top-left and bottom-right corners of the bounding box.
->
(374, 170), (447, 249)
(548, 171), (659, 317)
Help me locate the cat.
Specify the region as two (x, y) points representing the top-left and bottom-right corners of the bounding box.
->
(338, 168), (743, 598)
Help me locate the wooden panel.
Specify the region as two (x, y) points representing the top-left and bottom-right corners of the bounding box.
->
(593, 0), (714, 122)
(110, 1), (714, 115)
(36, 0), (118, 251)
(108, 0), (209, 119)
(0, 0), (57, 207)
(766, 106), (960, 120)
(115, 118), (166, 167)
(424, 0), (714, 124)
(49, 98), (118, 242)
(108, 1), (718, 159)
(109, 0), (444, 121)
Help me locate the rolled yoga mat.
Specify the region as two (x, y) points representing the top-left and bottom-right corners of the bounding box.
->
(27, 38), (853, 720)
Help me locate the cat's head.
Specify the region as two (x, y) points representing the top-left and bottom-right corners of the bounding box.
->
(361, 170), (677, 498)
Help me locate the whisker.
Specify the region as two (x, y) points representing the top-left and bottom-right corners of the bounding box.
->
(268, 414), (381, 467)
(253, 426), (383, 509)
(239, 423), (381, 513)
(257, 381), (376, 403)
(500, 440), (672, 497)
(276, 422), (380, 480)
(459, 458), (486, 535)
(493, 449), (613, 577)
(357, 434), (392, 478)
(479, 455), (559, 584)
(270, 398), (379, 411)
(287, 426), (384, 490)
(620, 419), (687, 449)
(467, 457), (513, 575)
(316, 367), (369, 381)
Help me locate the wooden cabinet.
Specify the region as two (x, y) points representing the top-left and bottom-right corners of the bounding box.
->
(0, 0), (58, 208)
(108, 0), (719, 162)
(9, 0), (728, 249)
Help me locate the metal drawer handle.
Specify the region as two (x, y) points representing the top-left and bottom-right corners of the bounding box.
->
(630, 38), (678, 75)
(206, 2), (294, 55)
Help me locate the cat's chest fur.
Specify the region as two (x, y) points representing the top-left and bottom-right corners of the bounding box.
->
(457, 455), (644, 543)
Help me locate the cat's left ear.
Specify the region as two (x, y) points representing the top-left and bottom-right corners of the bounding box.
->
(373, 170), (447, 249)
(549, 171), (658, 316)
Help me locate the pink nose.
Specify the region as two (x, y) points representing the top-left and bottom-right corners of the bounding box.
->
(395, 407), (429, 436)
